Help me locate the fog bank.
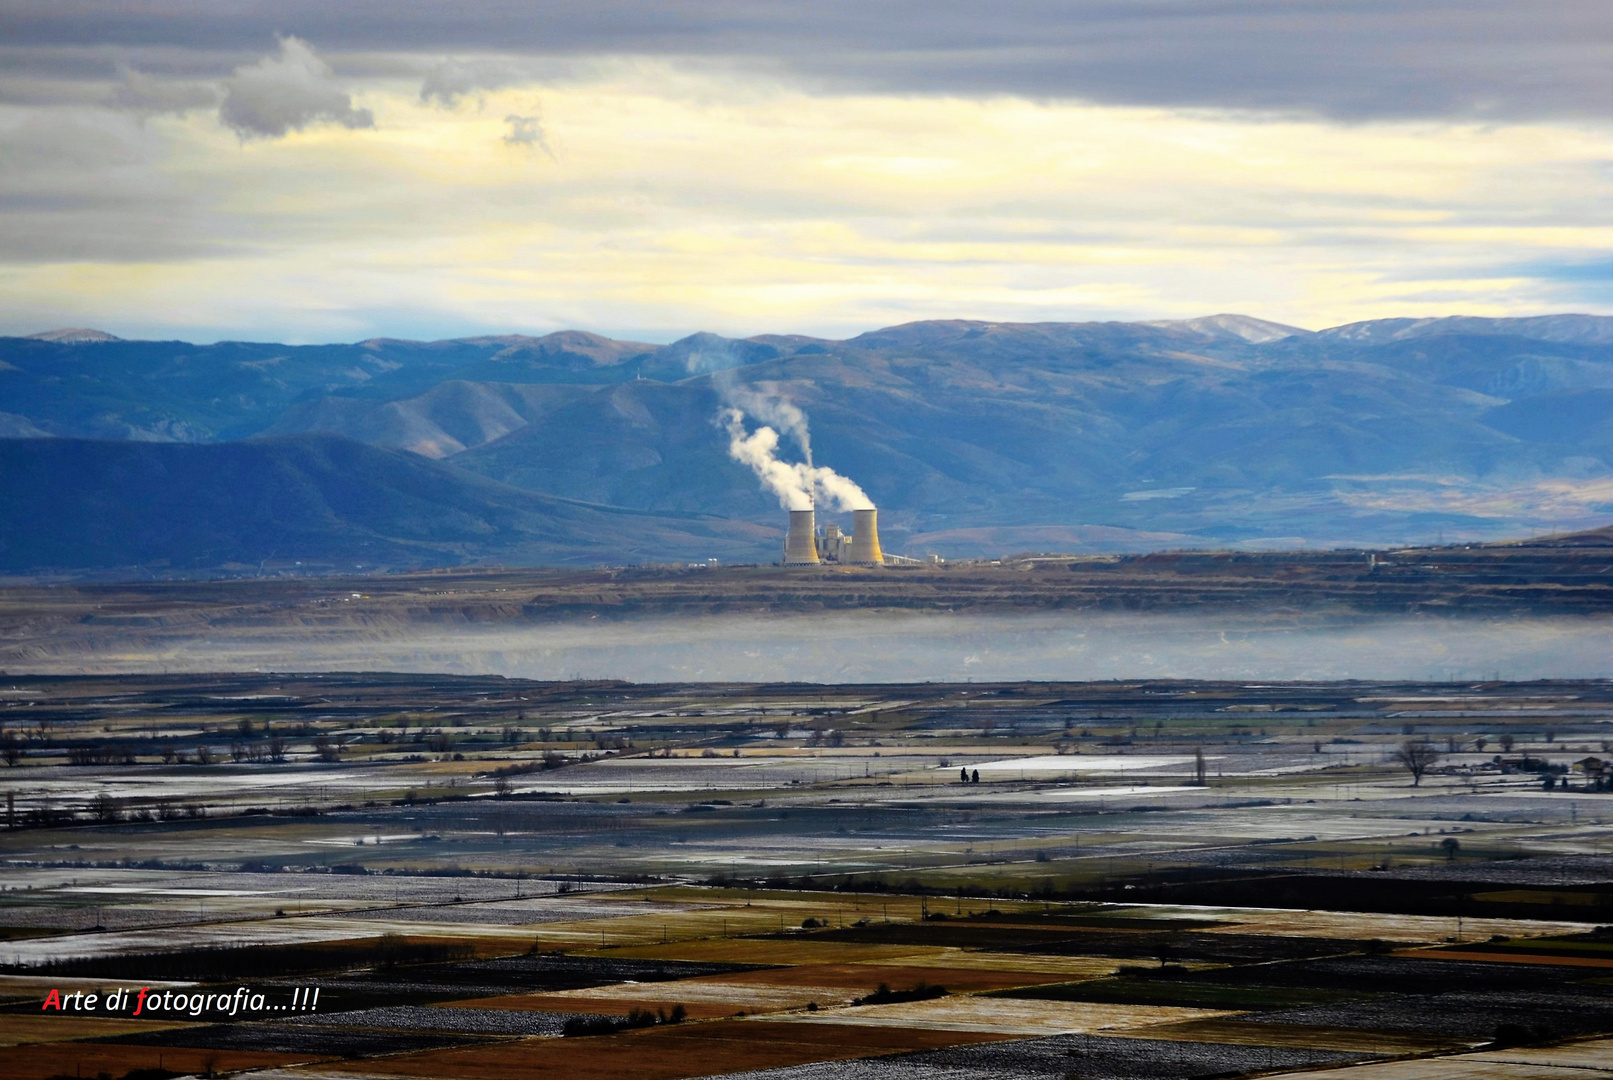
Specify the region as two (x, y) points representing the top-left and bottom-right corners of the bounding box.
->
(17, 612), (1613, 683)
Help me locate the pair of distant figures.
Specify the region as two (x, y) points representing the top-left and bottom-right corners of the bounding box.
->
(959, 768), (980, 784)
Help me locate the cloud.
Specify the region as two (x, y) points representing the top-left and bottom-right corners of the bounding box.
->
(219, 36), (373, 139)
(109, 65), (221, 116)
(503, 113), (554, 158)
(0, 109), (224, 265)
(420, 58), (526, 107)
(1, 63), (1610, 337)
(1, 2), (1609, 121)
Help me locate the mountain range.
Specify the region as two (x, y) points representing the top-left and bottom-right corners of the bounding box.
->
(3, 313), (1612, 575)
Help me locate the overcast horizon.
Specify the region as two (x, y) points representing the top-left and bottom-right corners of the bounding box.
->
(1, 2), (1609, 343)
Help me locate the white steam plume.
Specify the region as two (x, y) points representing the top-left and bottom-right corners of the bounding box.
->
(721, 408), (873, 511)
(723, 385), (812, 464)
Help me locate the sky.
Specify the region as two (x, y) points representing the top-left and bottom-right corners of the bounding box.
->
(0, 1), (1609, 343)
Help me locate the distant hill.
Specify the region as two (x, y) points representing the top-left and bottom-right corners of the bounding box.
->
(449, 317), (1613, 550)
(4, 313), (1613, 563)
(1140, 313), (1312, 343)
(26, 328), (123, 343)
(1319, 314), (1613, 346)
(0, 435), (776, 575)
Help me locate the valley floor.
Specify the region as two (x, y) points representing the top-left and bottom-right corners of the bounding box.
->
(0, 675), (1610, 1078)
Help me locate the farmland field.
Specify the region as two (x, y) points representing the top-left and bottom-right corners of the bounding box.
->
(1, 674), (1611, 1078)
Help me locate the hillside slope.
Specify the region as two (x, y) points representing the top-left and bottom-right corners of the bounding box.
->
(451, 318), (1613, 549)
(5, 314), (1613, 554)
(0, 436), (776, 574)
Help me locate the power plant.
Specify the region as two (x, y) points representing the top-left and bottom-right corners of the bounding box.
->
(848, 508), (883, 565)
(782, 507), (883, 566)
(783, 509), (821, 564)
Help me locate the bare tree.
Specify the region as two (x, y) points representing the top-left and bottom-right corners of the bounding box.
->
(1394, 739), (1440, 786)
(1194, 747), (1207, 786)
(1500, 733), (1515, 753)
(91, 792), (121, 823)
(312, 734), (343, 763)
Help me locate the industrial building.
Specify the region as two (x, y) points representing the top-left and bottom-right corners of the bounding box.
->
(782, 508), (883, 566)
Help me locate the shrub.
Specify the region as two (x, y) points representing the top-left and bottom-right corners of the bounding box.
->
(561, 1004), (685, 1037)
(853, 981), (947, 1006)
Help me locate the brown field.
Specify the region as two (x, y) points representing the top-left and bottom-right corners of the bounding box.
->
(5, 1042), (328, 1080)
(344, 1018), (1014, 1080)
(596, 938), (952, 966)
(1479, 1037), (1613, 1071)
(770, 997), (1229, 1036)
(692, 961), (1076, 994)
(1396, 948), (1613, 968)
(469, 960), (1080, 1020)
(1244, 1037), (1613, 1080)
(0, 1014), (195, 1047)
(860, 949), (1123, 978)
(456, 989), (809, 1019)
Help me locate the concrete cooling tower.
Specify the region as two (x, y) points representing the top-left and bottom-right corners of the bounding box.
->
(848, 508), (884, 565)
(783, 508), (821, 564)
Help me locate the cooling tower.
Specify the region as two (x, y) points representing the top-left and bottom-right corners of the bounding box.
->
(783, 509), (821, 564)
(848, 508), (884, 565)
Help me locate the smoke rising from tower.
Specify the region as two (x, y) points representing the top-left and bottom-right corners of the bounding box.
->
(724, 386), (813, 465)
(721, 407), (873, 512)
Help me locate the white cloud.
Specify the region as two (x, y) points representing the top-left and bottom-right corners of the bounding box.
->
(218, 37), (373, 139)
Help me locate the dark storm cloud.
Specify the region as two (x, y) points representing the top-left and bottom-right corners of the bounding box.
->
(0, 1), (1605, 120)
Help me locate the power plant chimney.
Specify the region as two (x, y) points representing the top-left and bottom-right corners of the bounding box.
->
(783, 508), (821, 564)
(848, 508), (884, 566)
